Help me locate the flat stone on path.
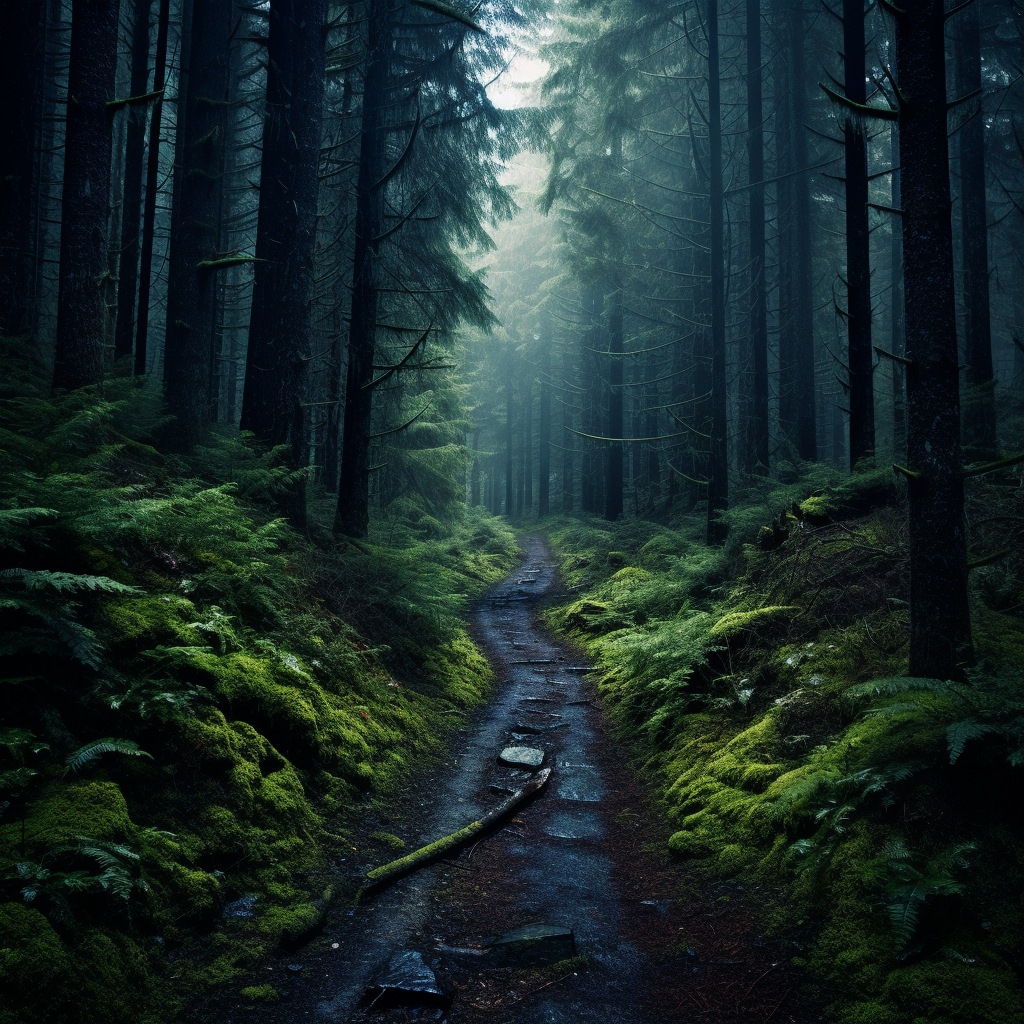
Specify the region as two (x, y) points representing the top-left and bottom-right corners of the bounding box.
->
(364, 950), (450, 1003)
(499, 745), (545, 769)
(490, 924), (576, 966)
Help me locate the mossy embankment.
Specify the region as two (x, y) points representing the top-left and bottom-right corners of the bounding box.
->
(543, 466), (1024, 1023)
(0, 343), (519, 1022)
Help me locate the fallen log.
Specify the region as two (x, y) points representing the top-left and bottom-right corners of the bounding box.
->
(360, 768), (552, 895)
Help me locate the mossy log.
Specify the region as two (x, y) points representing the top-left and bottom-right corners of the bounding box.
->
(361, 768), (552, 894)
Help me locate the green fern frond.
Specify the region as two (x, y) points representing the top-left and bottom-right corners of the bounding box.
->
(0, 568), (141, 594)
(65, 738), (153, 774)
(0, 507), (57, 549)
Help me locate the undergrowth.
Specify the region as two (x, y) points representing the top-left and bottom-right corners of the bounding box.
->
(0, 338), (518, 1023)
(545, 462), (1024, 1023)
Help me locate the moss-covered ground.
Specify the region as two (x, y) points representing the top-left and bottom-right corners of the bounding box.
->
(542, 464), (1024, 1023)
(0, 342), (519, 1023)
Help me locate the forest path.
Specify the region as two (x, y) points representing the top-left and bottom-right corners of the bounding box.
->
(234, 535), (809, 1024)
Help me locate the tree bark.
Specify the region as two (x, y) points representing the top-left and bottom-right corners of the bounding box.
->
(743, 0), (769, 476)
(538, 318), (551, 517)
(134, 0), (169, 376)
(113, 0), (153, 362)
(706, 0), (728, 545)
(240, 0), (327, 525)
(890, 121), (906, 462)
(336, 0), (391, 538)
(955, 2), (996, 458)
(0, 0), (45, 336)
(843, 0), (874, 468)
(163, 0), (233, 451)
(52, 0), (121, 393)
(789, 1), (816, 461)
(505, 365), (514, 515)
(605, 287), (624, 520)
(894, 0), (973, 677)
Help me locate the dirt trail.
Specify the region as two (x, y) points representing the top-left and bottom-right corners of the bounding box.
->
(232, 536), (812, 1024)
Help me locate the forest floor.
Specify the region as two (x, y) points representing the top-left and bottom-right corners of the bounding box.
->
(222, 536), (818, 1024)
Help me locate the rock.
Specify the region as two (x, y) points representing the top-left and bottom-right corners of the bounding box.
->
(489, 924), (575, 966)
(499, 745), (545, 769)
(222, 894), (258, 919)
(279, 885), (334, 951)
(364, 950), (451, 1009)
(513, 722), (568, 735)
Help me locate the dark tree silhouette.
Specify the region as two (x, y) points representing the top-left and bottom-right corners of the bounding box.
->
(0, 0), (44, 336)
(163, 0), (233, 450)
(241, 0), (328, 525)
(52, 0), (121, 393)
(887, 0), (973, 677)
(113, 0), (154, 363)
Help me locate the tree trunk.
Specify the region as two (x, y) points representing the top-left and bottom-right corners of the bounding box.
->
(240, 0), (327, 526)
(538, 321), (551, 517)
(470, 427), (481, 506)
(523, 374), (533, 512)
(890, 121), (906, 461)
(605, 286), (624, 520)
(894, 0), (973, 677)
(790, 1), (816, 461)
(134, 0), (170, 376)
(561, 337), (575, 513)
(955, 2), (996, 458)
(52, 0), (121, 392)
(843, 0), (874, 468)
(706, 0), (728, 545)
(336, 0), (391, 538)
(163, 0), (232, 451)
(113, 0), (153, 362)
(743, 0), (768, 475)
(0, 0), (45, 336)
(505, 366), (514, 516)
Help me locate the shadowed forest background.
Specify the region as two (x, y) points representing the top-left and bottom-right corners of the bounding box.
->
(1, 1), (1024, 1021)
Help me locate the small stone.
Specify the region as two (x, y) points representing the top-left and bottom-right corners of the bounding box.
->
(364, 950), (451, 1007)
(499, 746), (545, 769)
(223, 894), (258, 919)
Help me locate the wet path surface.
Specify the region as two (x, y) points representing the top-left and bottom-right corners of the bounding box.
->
(234, 536), (811, 1024)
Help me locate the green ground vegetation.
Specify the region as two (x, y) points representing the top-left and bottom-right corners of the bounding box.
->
(544, 462), (1024, 1023)
(0, 339), (518, 1023)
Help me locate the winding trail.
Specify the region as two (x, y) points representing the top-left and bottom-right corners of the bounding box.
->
(236, 536), (811, 1024)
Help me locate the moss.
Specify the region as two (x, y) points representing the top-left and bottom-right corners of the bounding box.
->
(369, 831), (406, 849)
(239, 984), (280, 1004)
(0, 903), (173, 1024)
(2, 780), (134, 855)
(100, 593), (201, 646)
(881, 961), (1023, 1023)
(0, 903), (75, 1022)
(708, 605), (800, 640)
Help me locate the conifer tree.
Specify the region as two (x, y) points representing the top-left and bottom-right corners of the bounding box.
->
(241, 0), (328, 526)
(0, 1), (44, 336)
(52, 0), (121, 392)
(163, 0), (233, 450)
(335, 0), (525, 538)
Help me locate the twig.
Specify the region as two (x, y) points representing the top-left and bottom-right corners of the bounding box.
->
(763, 987), (792, 1024)
(742, 962), (778, 1000)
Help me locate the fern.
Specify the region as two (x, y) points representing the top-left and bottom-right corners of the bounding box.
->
(5, 836), (148, 923)
(851, 674), (1024, 766)
(0, 568), (140, 594)
(64, 738), (153, 774)
(0, 507), (57, 550)
(882, 839), (975, 946)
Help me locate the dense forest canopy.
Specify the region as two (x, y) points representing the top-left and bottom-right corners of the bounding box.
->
(2, 1), (1024, 1022)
